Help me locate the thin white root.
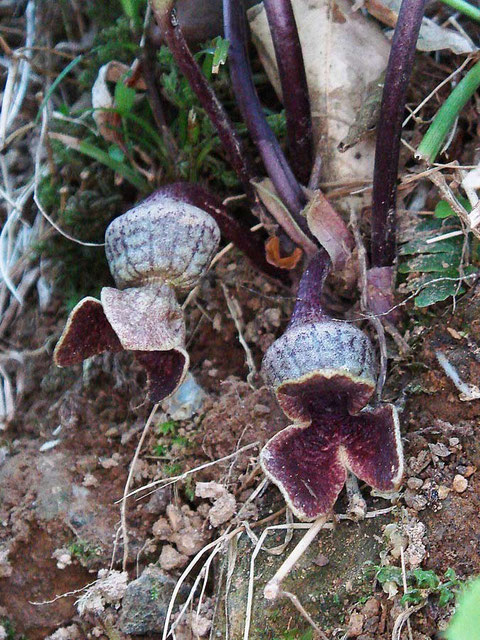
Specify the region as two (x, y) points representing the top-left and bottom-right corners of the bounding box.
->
(345, 472), (367, 521)
(435, 350), (480, 401)
(121, 404), (159, 570)
(392, 602), (425, 640)
(400, 546), (414, 640)
(263, 515), (328, 601)
(280, 590), (329, 640)
(119, 441), (259, 501)
(221, 283), (257, 387)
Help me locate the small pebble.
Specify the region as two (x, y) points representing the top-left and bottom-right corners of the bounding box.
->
(449, 437), (460, 447)
(253, 404), (270, 416)
(347, 612), (364, 638)
(437, 485), (450, 500)
(404, 490), (427, 511)
(407, 477), (423, 490)
(361, 597), (380, 617)
(452, 474), (468, 493)
(314, 553), (329, 567)
(429, 442), (451, 458)
(82, 473), (98, 488)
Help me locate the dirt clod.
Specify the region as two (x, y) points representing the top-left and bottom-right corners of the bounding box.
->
(452, 474), (468, 493)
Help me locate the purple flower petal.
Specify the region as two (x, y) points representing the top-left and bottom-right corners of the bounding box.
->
(343, 404), (403, 493)
(261, 404), (403, 521)
(101, 284), (185, 352)
(54, 297), (123, 366)
(135, 349), (189, 403)
(261, 420), (347, 521)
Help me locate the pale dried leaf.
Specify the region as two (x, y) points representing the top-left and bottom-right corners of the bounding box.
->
(249, 0), (390, 185)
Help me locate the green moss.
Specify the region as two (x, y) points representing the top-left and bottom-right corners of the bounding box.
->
(68, 539), (101, 565)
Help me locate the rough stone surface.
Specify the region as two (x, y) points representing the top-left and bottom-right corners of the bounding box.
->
(211, 504), (391, 639)
(119, 566), (186, 634)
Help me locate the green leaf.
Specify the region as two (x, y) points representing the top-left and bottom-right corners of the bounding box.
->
(417, 217), (444, 232)
(375, 566), (404, 586)
(158, 420), (177, 436)
(400, 589), (424, 606)
(439, 587), (456, 608)
(115, 82), (136, 115)
(435, 197), (472, 219)
(108, 145), (125, 162)
(445, 568), (459, 583)
(413, 568), (440, 590)
(444, 577), (480, 640)
(398, 235), (462, 256)
(36, 55), (84, 123)
(119, 0), (144, 24)
(413, 276), (464, 308)
(399, 251), (461, 274)
(212, 37), (230, 73)
(435, 201), (457, 219)
(75, 140), (147, 191)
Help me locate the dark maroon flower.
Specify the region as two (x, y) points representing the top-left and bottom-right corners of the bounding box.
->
(260, 251), (403, 520)
(54, 193), (220, 403)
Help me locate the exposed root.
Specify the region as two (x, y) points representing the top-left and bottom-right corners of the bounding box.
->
(263, 515), (329, 601)
(221, 282), (257, 387)
(345, 472), (367, 521)
(280, 590), (329, 640)
(120, 441), (260, 502)
(120, 404), (159, 571)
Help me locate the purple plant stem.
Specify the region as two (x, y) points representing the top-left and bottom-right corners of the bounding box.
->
(370, 0), (427, 268)
(263, 0), (313, 185)
(158, 181), (290, 283)
(151, 2), (258, 204)
(289, 248), (331, 327)
(223, 0), (308, 229)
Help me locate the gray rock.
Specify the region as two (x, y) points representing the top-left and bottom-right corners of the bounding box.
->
(211, 496), (392, 639)
(119, 566), (187, 634)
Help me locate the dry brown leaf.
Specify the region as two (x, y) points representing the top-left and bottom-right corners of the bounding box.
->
(91, 61), (147, 147)
(365, 0), (476, 54)
(265, 236), (303, 269)
(249, 0), (390, 187)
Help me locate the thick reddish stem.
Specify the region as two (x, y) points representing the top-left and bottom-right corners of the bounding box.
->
(263, 0), (313, 184)
(289, 249), (331, 327)
(371, 0), (427, 268)
(223, 0), (307, 223)
(151, 2), (258, 203)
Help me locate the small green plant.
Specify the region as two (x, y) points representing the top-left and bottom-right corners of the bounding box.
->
(398, 200), (478, 307)
(183, 476), (196, 502)
(157, 419), (178, 436)
(68, 539), (100, 564)
(444, 575), (480, 640)
(153, 420), (191, 458)
(150, 585), (160, 601)
(375, 566), (462, 607)
(0, 618), (27, 640)
(162, 462), (183, 477)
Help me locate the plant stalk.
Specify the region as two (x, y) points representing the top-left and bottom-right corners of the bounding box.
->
(416, 59), (480, 163)
(263, 0), (313, 184)
(223, 0), (307, 226)
(371, 0), (427, 268)
(440, 0), (480, 23)
(289, 248), (330, 327)
(150, 0), (257, 203)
